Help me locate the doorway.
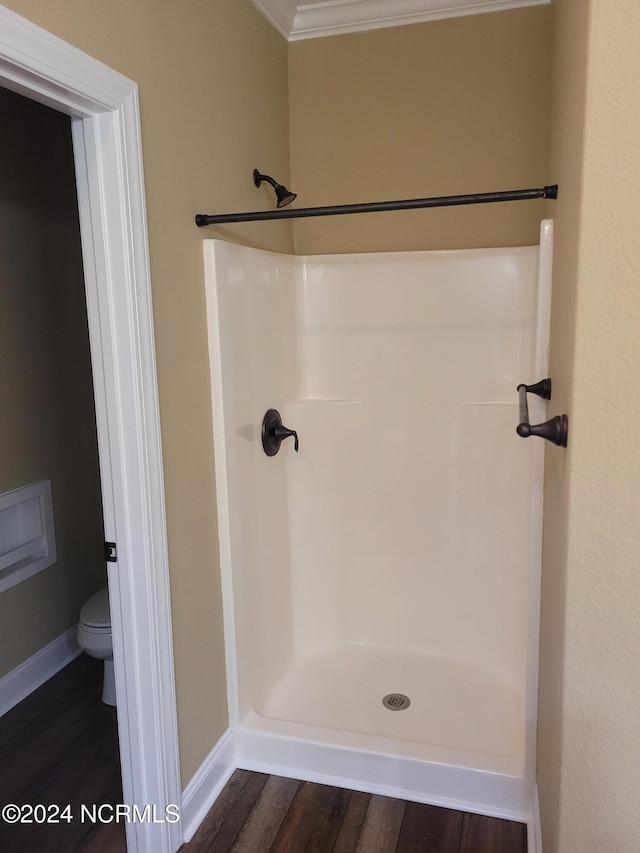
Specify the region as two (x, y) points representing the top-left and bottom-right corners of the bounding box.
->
(0, 6), (181, 853)
(0, 80), (119, 846)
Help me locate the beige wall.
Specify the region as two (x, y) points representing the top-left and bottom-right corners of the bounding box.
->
(0, 87), (106, 677)
(539, 0), (640, 849)
(11, 7), (639, 837)
(537, 0), (588, 845)
(1, 0), (293, 785)
(288, 7), (553, 255)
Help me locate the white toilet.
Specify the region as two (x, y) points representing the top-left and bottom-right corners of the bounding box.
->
(76, 586), (116, 706)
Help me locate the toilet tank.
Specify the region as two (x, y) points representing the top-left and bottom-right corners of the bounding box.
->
(80, 586), (110, 628)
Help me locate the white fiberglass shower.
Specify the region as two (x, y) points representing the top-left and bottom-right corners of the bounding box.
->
(204, 221), (552, 832)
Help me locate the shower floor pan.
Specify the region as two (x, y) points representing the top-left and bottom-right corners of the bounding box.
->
(235, 644), (528, 817)
(253, 643), (523, 775)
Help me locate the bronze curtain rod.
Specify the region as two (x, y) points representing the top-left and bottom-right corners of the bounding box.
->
(195, 184), (557, 227)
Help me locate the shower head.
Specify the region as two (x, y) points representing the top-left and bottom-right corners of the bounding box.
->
(253, 169), (297, 208)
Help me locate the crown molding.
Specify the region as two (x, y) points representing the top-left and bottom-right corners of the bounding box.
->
(252, 0), (298, 39)
(251, 0), (550, 41)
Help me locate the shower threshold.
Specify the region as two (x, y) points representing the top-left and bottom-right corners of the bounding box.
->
(251, 643), (525, 778)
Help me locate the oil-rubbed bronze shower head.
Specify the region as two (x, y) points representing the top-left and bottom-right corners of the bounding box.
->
(253, 168), (297, 208)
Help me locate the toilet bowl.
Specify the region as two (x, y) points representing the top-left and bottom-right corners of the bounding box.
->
(77, 586), (115, 706)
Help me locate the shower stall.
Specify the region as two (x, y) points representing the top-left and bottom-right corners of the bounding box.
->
(204, 221), (552, 828)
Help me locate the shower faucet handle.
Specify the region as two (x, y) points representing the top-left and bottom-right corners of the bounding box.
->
(274, 424), (299, 452)
(516, 378), (568, 447)
(262, 409), (299, 456)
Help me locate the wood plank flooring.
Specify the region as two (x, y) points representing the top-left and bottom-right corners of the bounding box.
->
(181, 770), (527, 853)
(0, 655), (125, 853)
(1, 657), (527, 852)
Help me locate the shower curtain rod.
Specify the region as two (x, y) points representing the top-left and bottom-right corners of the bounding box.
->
(195, 184), (557, 227)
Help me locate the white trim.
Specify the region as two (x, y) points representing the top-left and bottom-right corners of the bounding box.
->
(203, 243), (241, 731)
(251, 0), (297, 39)
(521, 219), (553, 787)
(236, 724), (531, 820)
(0, 8), (180, 853)
(528, 785), (543, 853)
(252, 0), (551, 41)
(180, 727), (540, 845)
(0, 626), (80, 717)
(180, 729), (236, 843)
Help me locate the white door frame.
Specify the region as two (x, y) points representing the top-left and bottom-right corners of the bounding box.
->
(0, 7), (181, 852)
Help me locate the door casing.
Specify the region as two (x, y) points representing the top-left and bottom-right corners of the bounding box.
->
(0, 7), (181, 852)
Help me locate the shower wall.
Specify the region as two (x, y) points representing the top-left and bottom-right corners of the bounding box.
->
(207, 243), (299, 717)
(289, 250), (539, 679)
(206, 235), (548, 806)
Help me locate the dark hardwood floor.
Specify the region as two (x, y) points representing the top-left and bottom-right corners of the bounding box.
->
(181, 770), (528, 853)
(0, 654), (125, 853)
(1, 658), (527, 852)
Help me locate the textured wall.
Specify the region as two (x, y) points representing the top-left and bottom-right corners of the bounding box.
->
(288, 6), (553, 255)
(0, 87), (106, 677)
(1, 0), (293, 785)
(539, 0), (640, 849)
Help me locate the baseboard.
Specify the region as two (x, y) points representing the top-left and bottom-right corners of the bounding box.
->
(0, 625), (81, 717)
(178, 724), (538, 844)
(235, 722), (532, 822)
(180, 728), (235, 843)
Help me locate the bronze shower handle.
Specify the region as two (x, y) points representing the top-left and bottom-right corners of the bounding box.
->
(517, 379), (568, 447)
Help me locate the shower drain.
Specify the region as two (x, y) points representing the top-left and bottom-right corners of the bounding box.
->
(382, 693), (411, 711)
